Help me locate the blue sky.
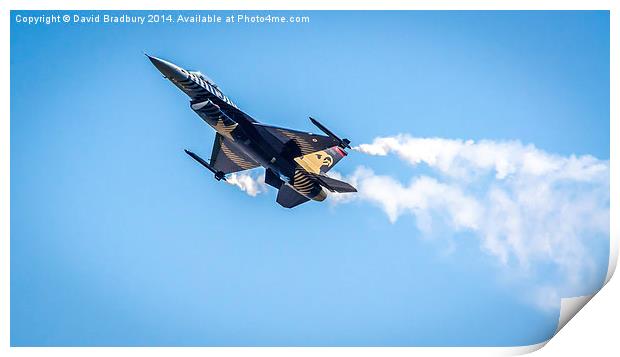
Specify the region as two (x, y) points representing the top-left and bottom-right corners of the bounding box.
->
(11, 11), (609, 346)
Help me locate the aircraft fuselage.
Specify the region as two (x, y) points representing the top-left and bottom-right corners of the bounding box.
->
(149, 55), (298, 179)
(148, 54), (357, 207)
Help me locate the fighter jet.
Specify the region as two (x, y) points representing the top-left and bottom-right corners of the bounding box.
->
(147, 55), (357, 208)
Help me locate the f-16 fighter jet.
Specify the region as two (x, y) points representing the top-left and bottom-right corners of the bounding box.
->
(147, 55), (357, 208)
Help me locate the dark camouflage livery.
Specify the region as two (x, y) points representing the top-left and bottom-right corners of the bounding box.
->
(148, 55), (356, 208)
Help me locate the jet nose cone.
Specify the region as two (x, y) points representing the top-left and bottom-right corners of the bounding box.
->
(146, 54), (187, 82)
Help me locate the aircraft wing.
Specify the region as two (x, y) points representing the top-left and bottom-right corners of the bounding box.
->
(209, 133), (260, 174)
(254, 123), (341, 156)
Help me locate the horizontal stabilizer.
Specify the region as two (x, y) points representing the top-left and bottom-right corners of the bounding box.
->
(313, 174), (357, 193)
(276, 183), (310, 208)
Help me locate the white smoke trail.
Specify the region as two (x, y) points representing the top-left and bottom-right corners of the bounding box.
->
(221, 135), (609, 310)
(354, 135), (607, 182)
(341, 135), (609, 310)
(225, 172), (268, 197)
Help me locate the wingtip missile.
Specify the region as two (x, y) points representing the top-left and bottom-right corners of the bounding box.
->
(184, 149), (226, 181)
(309, 117), (351, 149)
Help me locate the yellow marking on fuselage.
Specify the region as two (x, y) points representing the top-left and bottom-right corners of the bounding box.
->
(213, 119), (237, 141)
(221, 142), (256, 169)
(294, 150), (334, 174)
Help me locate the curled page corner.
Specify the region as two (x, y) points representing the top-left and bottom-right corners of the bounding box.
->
(552, 231), (618, 336)
(514, 233), (618, 354)
(605, 231), (619, 285)
(506, 341), (548, 355)
(555, 295), (594, 333)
